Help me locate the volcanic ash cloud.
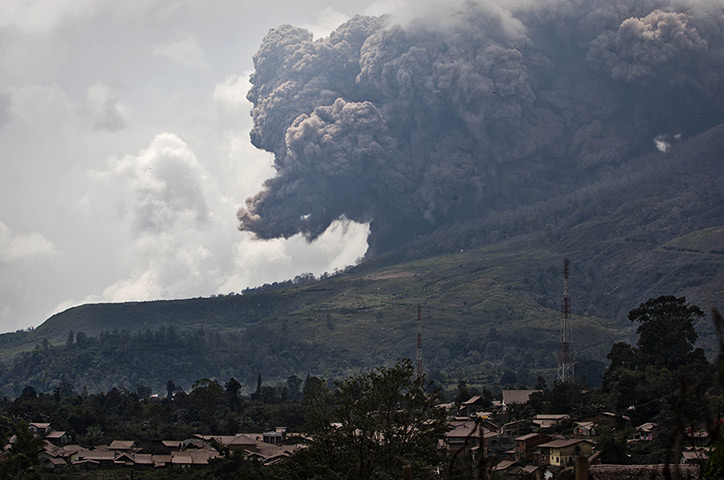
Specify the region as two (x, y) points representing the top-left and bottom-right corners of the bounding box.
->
(238, 0), (724, 256)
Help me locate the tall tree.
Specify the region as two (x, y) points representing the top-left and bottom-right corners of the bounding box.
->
(288, 359), (446, 480)
(0, 421), (44, 479)
(628, 295), (704, 370)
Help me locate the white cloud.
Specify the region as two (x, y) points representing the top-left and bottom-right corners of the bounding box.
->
(0, 1), (96, 34)
(0, 90), (10, 129)
(7, 83), (76, 127)
(221, 218), (369, 292)
(0, 221), (56, 263)
(153, 33), (208, 69)
(210, 73), (276, 202)
(85, 82), (127, 132)
(212, 74), (252, 129)
(82, 133), (219, 304)
(92, 133), (210, 234)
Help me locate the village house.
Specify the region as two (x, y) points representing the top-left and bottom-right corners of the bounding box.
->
(514, 433), (553, 463)
(681, 446), (709, 464)
(483, 431), (514, 458)
(532, 414), (570, 430)
(578, 411), (630, 430)
(443, 422), (479, 453)
(107, 440), (137, 452)
(573, 421), (596, 437)
(636, 422), (658, 441)
(519, 464), (545, 480)
(470, 414), (498, 434)
(44, 430), (71, 445)
(29, 422), (52, 436)
(262, 427), (287, 445)
(502, 419), (535, 437)
(195, 433), (258, 452)
(494, 459), (523, 476)
(459, 395), (489, 416)
(537, 438), (595, 467)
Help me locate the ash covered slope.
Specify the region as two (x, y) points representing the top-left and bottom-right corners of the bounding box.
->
(238, 0), (724, 256)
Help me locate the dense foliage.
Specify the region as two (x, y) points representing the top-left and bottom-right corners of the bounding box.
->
(0, 326), (351, 397)
(283, 359), (448, 480)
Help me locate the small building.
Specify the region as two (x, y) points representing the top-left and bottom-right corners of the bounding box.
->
(263, 427), (287, 445)
(579, 412), (630, 430)
(108, 440), (137, 452)
(514, 433), (553, 462)
(195, 434), (257, 452)
(45, 430), (71, 445)
(485, 432), (514, 458)
(42, 455), (68, 471)
(494, 459), (522, 475)
(636, 422), (658, 441)
(520, 464), (544, 480)
(538, 438), (595, 467)
(502, 419), (535, 437)
(533, 414), (569, 430)
(574, 421), (596, 436)
(444, 423), (479, 454)
(162, 440), (182, 451)
(681, 446), (709, 464)
(29, 422), (52, 436)
(459, 396), (489, 416)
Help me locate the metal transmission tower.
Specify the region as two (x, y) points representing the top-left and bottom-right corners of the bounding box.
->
(557, 259), (575, 383)
(416, 304), (423, 377)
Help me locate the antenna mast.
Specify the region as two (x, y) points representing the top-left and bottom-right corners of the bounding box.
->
(416, 304), (423, 377)
(557, 259), (574, 383)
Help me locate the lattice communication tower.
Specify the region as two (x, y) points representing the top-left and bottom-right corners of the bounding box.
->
(416, 304), (423, 377)
(557, 259), (575, 383)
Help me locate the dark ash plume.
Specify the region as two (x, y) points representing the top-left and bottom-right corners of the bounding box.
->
(239, 1), (724, 256)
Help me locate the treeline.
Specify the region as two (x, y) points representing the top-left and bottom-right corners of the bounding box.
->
(0, 375), (315, 450)
(0, 322), (607, 400)
(240, 265), (356, 295)
(0, 326), (352, 397)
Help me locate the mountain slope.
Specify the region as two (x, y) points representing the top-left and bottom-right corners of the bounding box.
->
(0, 123), (722, 395)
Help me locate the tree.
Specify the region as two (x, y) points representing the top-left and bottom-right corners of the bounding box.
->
(629, 296), (704, 371)
(455, 379), (471, 404)
(288, 359), (447, 480)
(606, 342), (637, 371)
(287, 375), (303, 400)
(225, 377), (241, 409)
(166, 380), (176, 399)
(0, 421), (44, 479)
(251, 372), (262, 401)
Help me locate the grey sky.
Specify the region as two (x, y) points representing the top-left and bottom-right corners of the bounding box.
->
(0, 0), (404, 332)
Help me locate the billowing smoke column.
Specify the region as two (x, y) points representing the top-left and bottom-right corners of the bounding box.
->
(239, 0), (724, 256)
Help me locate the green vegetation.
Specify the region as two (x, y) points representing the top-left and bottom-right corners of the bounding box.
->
(283, 359), (447, 480)
(1, 301), (724, 479)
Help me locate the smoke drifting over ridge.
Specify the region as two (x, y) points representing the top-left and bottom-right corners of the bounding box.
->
(238, 0), (724, 256)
